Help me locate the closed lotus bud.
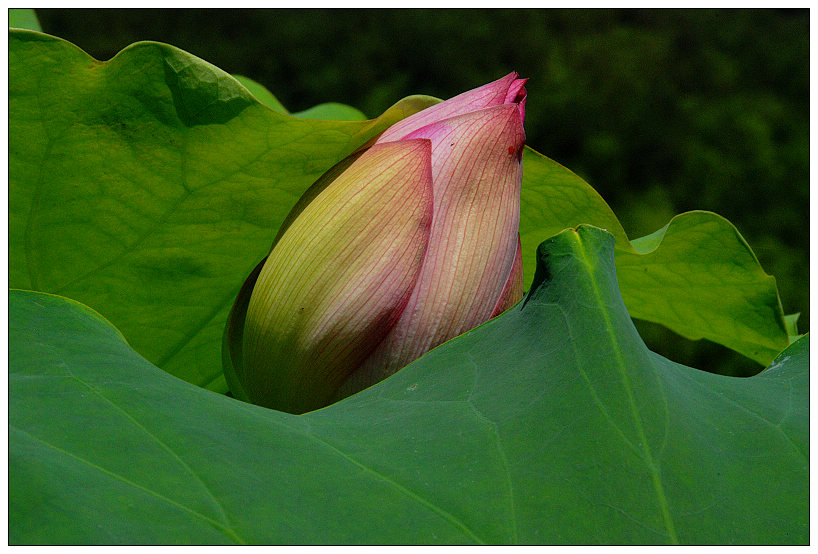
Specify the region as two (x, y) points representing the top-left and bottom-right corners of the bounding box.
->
(224, 73), (527, 413)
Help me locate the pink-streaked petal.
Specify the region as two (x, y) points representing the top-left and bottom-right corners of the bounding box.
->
(504, 78), (527, 106)
(376, 72), (522, 143)
(504, 77), (528, 124)
(505, 78), (528, 124)
(401, 103), (526, 183)
(516, 95), (527, 126)
(242, 139), (433, 413)
(490, 235), (523, 317)
(338, 104), (525, 396)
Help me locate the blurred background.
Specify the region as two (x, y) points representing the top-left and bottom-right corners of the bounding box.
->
(35, 9), (809, 376)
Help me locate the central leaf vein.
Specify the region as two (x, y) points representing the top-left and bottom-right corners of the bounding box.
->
(572, 232), (678, 544)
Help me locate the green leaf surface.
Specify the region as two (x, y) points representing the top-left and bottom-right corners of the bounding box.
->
(784, 312), (801, 341)
(519, 149), (789, 364)
(616, 211), (788, 363)
(233, 75), (368, 120)
(9, 8), (41, 32)
(233, 74), (289, 113)
(10, 226), (807, 544)
(9, 28), (789, 399)
(291, 102), (368, 121)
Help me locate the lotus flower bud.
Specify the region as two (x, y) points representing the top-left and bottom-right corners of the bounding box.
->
(224, 73), (527, 413)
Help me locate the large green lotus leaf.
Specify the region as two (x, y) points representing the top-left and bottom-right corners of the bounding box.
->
(9, 29), (789, 397)
(9, 30), (437, 392)
(519, 149), (789, 364)
(616, 211), (788, 363)
(9, 226), (807, 545)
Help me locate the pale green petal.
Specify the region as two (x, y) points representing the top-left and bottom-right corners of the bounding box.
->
(241, 139), (433, 413)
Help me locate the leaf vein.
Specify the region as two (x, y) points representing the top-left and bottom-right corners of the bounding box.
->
(301, 419), (487, 544)
(572, 234), (678, 544)
(62, 368), (239, 535)
(679, 371), (806, 461)
(10, 424), (245, 544)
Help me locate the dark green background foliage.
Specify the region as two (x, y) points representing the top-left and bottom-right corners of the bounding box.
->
(35, 8), (808, 375)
